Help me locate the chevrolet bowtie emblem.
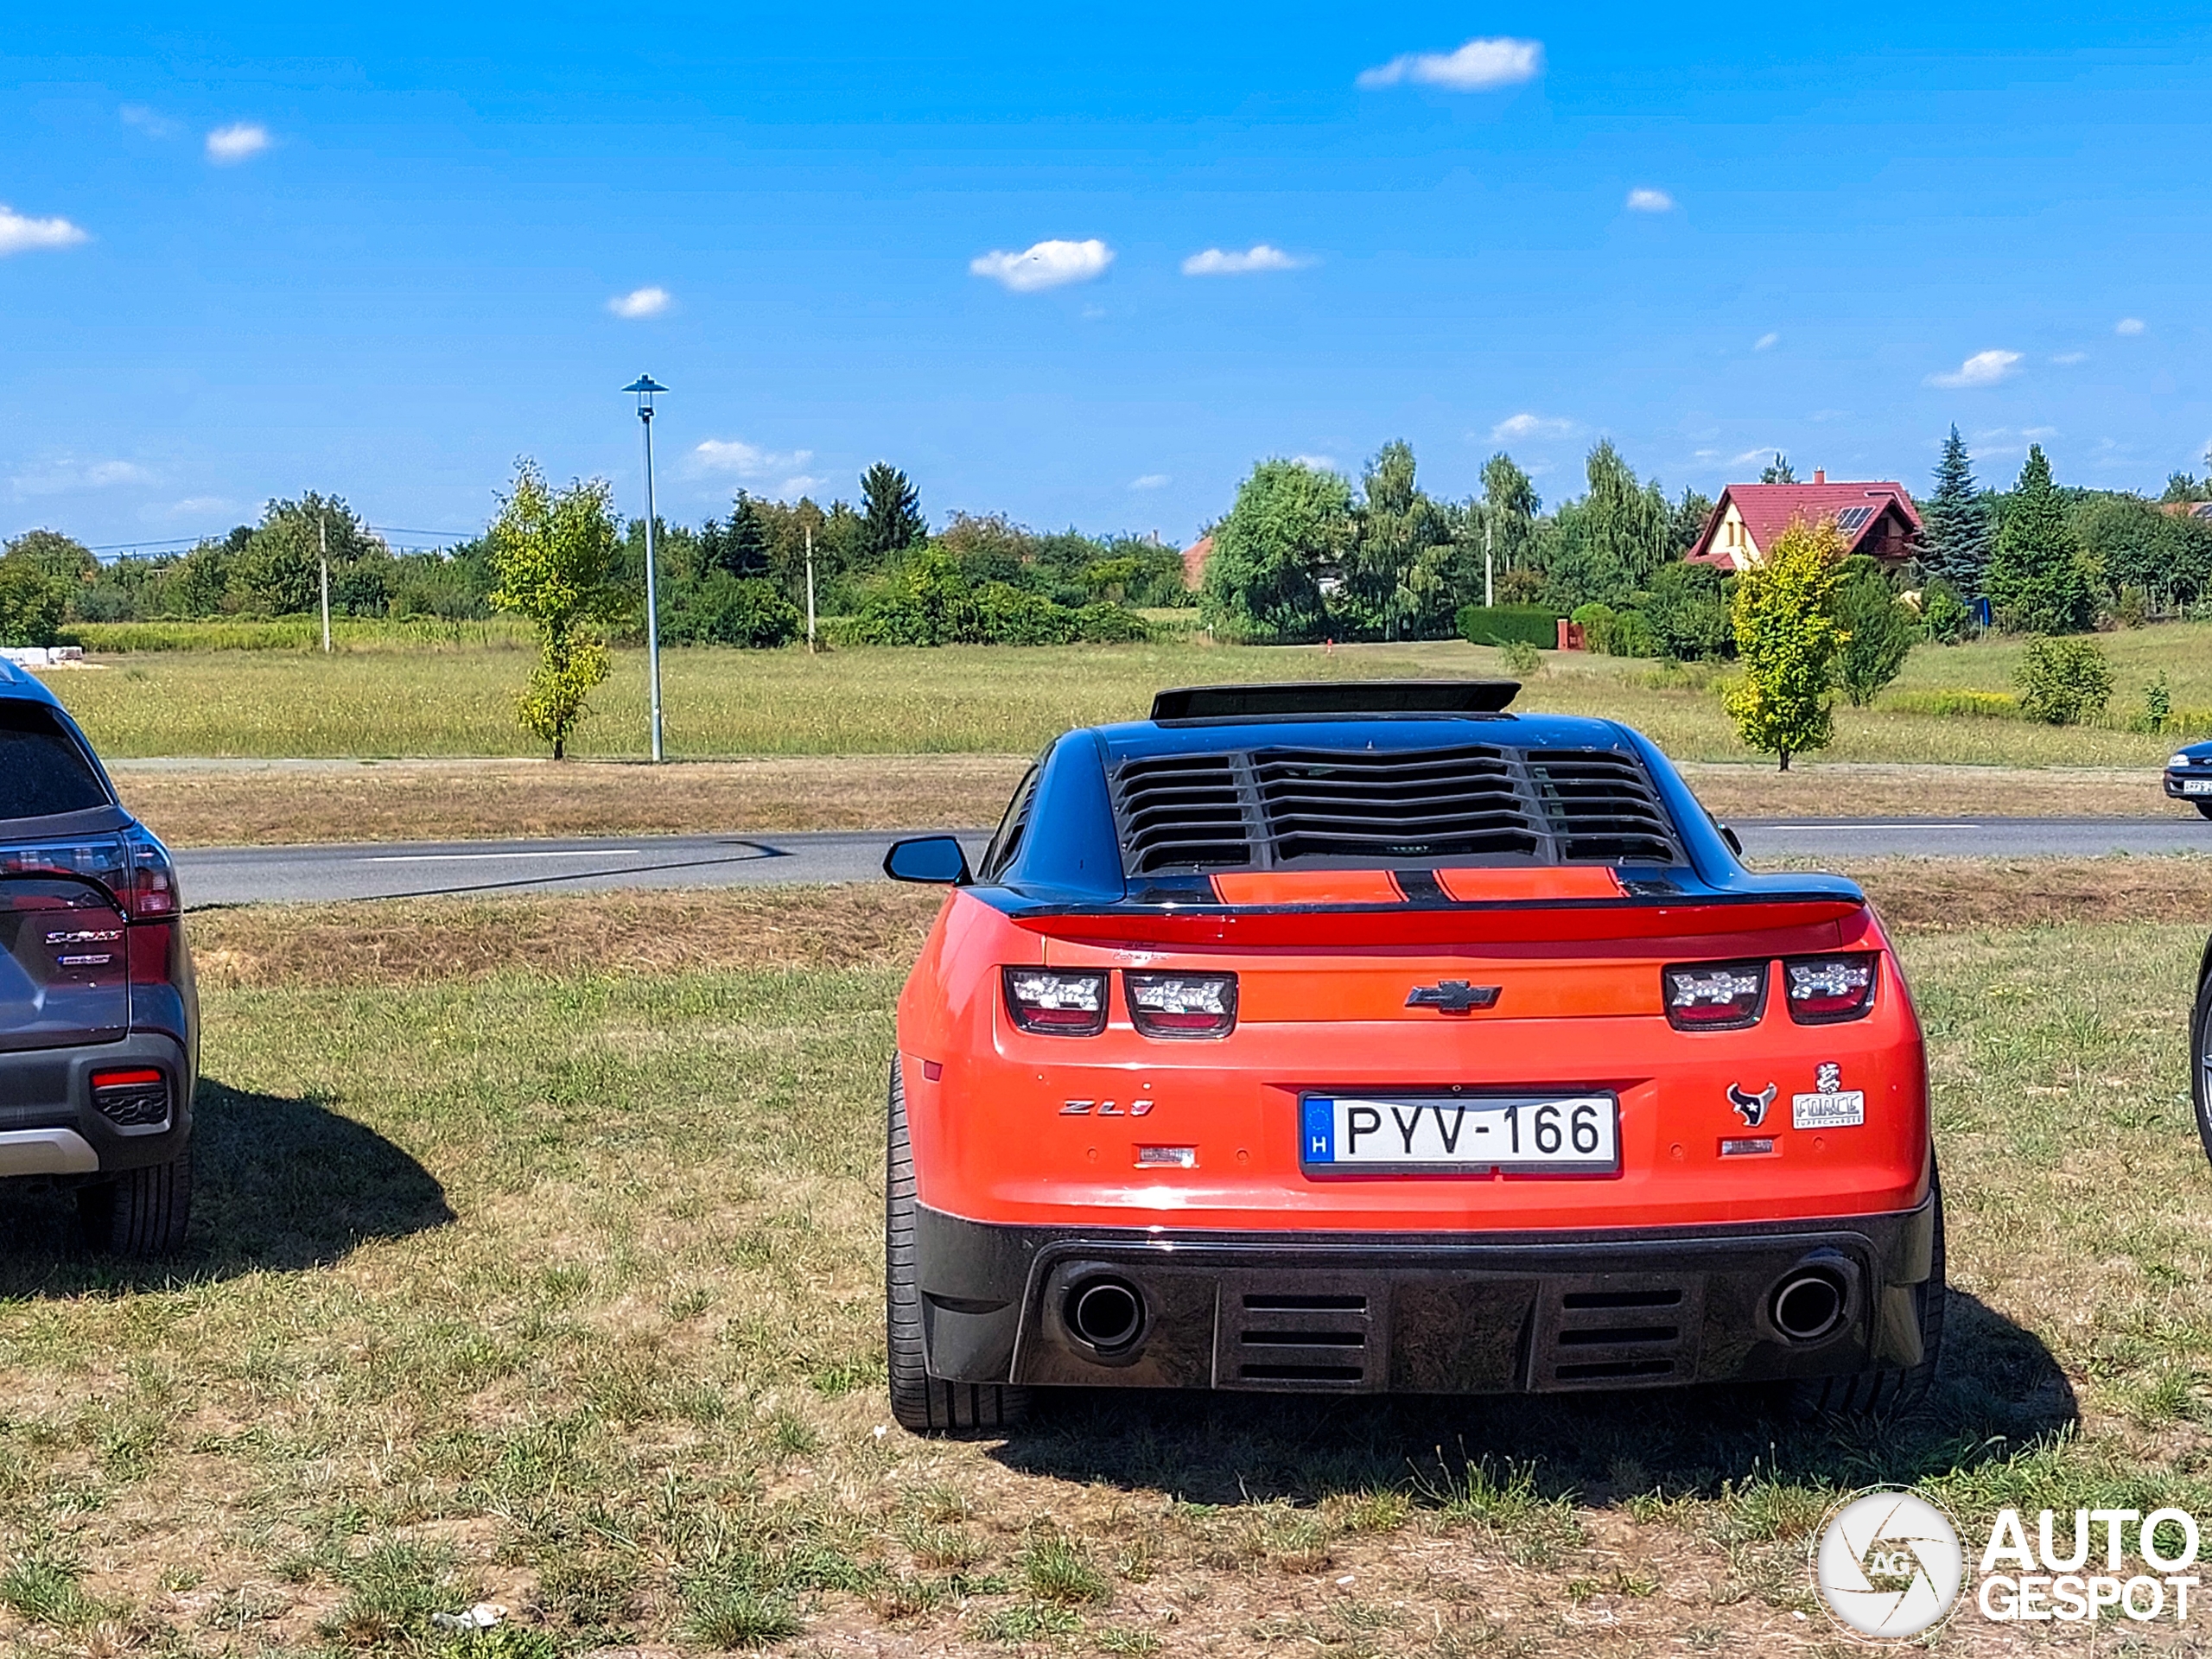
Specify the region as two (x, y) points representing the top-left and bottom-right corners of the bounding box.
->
(1406, 980), (1502, 1014)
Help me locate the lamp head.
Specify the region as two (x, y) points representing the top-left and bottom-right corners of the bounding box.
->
(622, 373), (667, 417)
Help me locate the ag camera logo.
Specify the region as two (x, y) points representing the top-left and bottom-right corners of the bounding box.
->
(1814, 1487), (1966, 1641)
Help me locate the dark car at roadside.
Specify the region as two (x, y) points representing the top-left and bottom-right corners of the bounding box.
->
(0, 659), (195, 1254)
(2165, 741), (2212, 817)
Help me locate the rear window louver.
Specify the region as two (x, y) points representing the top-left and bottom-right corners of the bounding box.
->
(1525, 751), (1680, 863)
(1114, 754), (1255, 875)
(1109, 745), (1679, 874)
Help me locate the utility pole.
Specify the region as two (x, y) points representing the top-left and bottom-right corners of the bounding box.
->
(1484, 515), (1494, 611)
(319, 513), (332, 652)
(804, 523), (817, 654)
(624, 375), (669, 762)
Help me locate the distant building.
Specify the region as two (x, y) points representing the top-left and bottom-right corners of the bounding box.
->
(1685, 470), (1922, 569)
(1181, 533), (1215, 588)
(2158, 500), (2212, 522)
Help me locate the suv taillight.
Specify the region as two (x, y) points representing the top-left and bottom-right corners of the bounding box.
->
(1003, 969), (1109, 1035)
(120, 824), (178, 918)
(1783, 953), (1878, 1023)
(1662, 960), (1769, 1030)
(1126, 972), (1237, 1039)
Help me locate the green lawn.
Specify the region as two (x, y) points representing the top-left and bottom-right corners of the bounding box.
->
(0, 894), (2204, 1653)
(35, 621), (2212, 765)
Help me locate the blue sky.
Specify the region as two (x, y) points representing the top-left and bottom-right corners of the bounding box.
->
(5, 3), (2210, 552)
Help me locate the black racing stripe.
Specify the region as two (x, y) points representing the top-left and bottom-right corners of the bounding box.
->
(1392, 868), (1446, 903)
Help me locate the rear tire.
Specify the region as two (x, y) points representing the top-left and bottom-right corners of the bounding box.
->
(1788, 1162), (1944, 1419)
(886, 1060), (1027, 1434)
(77, 1150), (191, 1257)
(2191, 971), (2212, 1168)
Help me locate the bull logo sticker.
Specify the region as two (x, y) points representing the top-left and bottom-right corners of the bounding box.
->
(1728, 1083), (1777, 1127)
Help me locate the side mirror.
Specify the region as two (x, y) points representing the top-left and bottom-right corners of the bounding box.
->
(883, 835), (972, 886)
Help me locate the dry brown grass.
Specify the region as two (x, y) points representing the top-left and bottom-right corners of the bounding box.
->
(187, 884), (948, 989)
(1680, 760), (2185, 822)
(1800, 854), (2212, 933)
(112, 756), (1033, 848)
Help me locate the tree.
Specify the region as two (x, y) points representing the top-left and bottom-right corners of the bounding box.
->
(1345, 441), (1450, 639)
(1921, 425), (1992, 596)
(1985, 445), (2094, 633)
(1759, 454), (1797, 485)
(3, 529), (96, 586)
(1725, 518), (1846, 771)
(2162, 472), (2208, 505)
(858, 463), (926, 560)
(1642, 562), (1732, 661)
(1668, 486), (1715, 556)
(1832, 558), (1916, 706)
(487, 460), (628, 759)
(1543, 442), (1670, 610)
(0, 555), (67, 646)
(699, 493), (770, 578)
(1199, 460), (1350, 643)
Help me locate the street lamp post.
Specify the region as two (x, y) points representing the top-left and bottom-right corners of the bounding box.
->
(624, 374), (669, 763)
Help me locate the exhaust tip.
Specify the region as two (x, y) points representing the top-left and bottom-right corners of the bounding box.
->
(1770, 1269), (1847, 1344)
(1065, 1275), (1145, 1353)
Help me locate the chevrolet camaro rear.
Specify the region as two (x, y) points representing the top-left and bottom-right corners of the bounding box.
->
(883, 681), (1941, 1431)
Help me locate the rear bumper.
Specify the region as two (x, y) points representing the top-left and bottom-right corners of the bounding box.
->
(0, 1034), (194, 1176)
(914, 1189), (1937, 1395)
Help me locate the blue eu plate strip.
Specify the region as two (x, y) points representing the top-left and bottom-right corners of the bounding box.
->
(1302, 1096), (1335, 1163)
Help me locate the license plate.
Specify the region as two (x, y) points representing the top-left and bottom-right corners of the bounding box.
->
(2183, 779), (2212, 796)
(1300, 1092), (1619, 1173)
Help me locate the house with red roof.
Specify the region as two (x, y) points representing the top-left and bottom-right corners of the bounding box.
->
(1685, 470), (1921, 570)
(1181, 533), (1214, 588)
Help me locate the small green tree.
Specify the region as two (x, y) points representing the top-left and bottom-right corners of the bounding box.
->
(1986, 445), (2094, 633)
(487, 461), (627, 759)
(858, 462), (926, 561)
(2015, 636), (2113, 725)
(1199, 459), (1350, 643)
(1725, 519), (1846, 770)
(1832, 558), (1916, 706)
(0, 555), (67, 646)
(1921, 580), (1972, 644)
(1922, 426), (1991, 596)
(1759, 453), (1797, 485)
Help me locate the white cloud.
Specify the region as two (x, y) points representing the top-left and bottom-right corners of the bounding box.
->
(1625, 188), (1675, 213)
(1357, 36), (1542, 91)
(206, 122), (271, 163)
(1129, 474), (1171, 490)
(969, 238), (1114, 292)
(607, 286), (671, 319)
(1729, 448), (1783, 467)
(690, 438), (815, 481)
(1490, 412), (1574, 442)
(2052, 351), (2089, 365)
(1754, 331), (1780, 351)
(2115, 317), (2145, 335)
(10, 457), (154, 498)
(1181, 244), (1306, 276)
(1291, 454), (1340, 473)
(148, 495), (233, 521)
(120, 105), (181, 139)
(0, 205), (90, 257)
(1926, 348), (2022, 389)
(777, 474), (824, 498)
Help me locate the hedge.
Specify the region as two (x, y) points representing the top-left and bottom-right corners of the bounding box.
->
(1455, 605), (1559, 648)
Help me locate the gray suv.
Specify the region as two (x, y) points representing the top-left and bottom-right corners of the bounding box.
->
(0, 659), (195, 1254)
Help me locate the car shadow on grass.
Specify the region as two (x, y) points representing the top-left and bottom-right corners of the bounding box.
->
(0, 1077), (453, 1297)
(990, 1289), (2075, 1508)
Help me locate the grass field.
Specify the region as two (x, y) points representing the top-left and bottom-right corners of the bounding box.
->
(33, 621), (2212, 767)
(2, 868), (2208, 1656)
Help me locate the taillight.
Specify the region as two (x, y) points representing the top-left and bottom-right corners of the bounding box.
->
(120, 824), (178, 918)
(1003, 969), (1108, 1035)
(91, 1068), (170, 1128)
(1783, 953), (1878, 1023)
(1126, 972), (1238, 1039)
(1662, 960), (1769, 1030)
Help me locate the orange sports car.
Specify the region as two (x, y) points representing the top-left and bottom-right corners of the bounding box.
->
(881, 681), (1942, 1432)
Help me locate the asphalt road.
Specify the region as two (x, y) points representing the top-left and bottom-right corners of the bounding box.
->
(172, 817), (2212, 908)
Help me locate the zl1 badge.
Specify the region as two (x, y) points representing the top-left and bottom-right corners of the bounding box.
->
(1792, 1061), (1866, 1129)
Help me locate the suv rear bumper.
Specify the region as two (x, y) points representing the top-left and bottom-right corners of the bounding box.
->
(0, 1035), (194, 1176)
(915, 1189), (1937, 1394)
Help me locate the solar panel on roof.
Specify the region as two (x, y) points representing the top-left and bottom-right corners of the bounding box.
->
(1833, 505), (1875, 532)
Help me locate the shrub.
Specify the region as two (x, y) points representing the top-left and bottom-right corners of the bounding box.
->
(1570, 602), (1619, 654)
(1640, 563), (1732, 661)
(1922, 582), (1973, 644)
(2140, 671), (2173, 734)
(1832, 563), (1916, 707)
(1610, 609), (1662, 658)
(1498, 639), (1541, 676)
(670, 574), (801, 648)
(1071, 602), (1149, 644)
(2015, 635), (2114, 725)
(0, 556), (67, 647)
(1454, 604), (1557, 648)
